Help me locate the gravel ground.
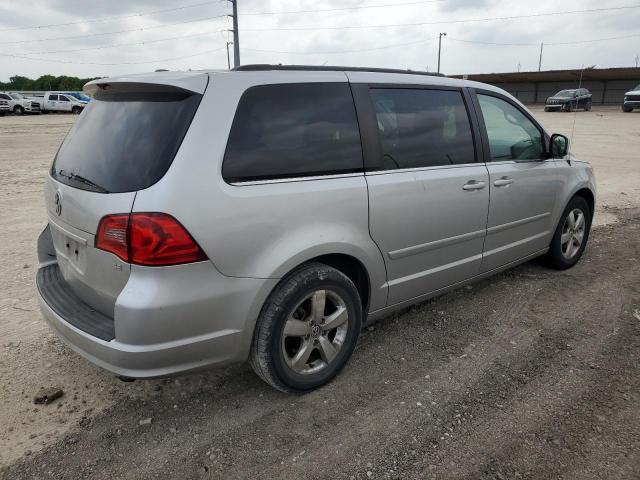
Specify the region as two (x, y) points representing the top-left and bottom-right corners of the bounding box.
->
(0, 107), (639, 479)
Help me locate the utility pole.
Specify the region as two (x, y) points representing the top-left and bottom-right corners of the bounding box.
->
(226, 42), (234, 70)
(636, 55), (639, 68)
(228, 0), (240, 68)
(538, 42), (544, 72)
(437, 32), (446, 73)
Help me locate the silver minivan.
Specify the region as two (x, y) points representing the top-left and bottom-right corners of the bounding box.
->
(36, 65), (596, 392)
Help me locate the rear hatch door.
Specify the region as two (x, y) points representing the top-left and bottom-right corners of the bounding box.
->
(46, 73), (208, 317)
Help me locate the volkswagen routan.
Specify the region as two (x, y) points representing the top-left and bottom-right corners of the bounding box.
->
(36, 65), (596, 393)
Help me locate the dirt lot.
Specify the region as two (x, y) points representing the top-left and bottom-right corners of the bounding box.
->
(0, 107), (639, 479)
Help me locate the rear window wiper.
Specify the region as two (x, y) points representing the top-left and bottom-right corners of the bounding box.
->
(57, 170), (110, 193)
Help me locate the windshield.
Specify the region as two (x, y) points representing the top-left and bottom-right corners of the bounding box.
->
(66, 92), (91, 101)
(633, 84), (640, 91)
(555, 90), (576, 98)
(9, 93), (23, 100)
(51, 89), (202, 193)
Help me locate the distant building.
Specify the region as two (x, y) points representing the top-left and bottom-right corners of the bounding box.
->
(449, 67), (640, 105)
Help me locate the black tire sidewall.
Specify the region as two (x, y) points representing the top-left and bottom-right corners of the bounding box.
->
(13, 106), (23, 115)
(548, 196), (591, 269)
(256, 264), (362, 392)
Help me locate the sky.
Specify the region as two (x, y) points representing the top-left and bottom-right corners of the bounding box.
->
(0, 0), (639, 81)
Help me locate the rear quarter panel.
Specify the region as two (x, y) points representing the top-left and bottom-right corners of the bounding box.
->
(131, 71), (389, 312)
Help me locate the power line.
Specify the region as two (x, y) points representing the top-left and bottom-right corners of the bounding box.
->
(18, 31), (226, 56)
(12, 29), (638, 58)
(241, 5), (640, 31)
(243, 38), (437, 55)
(547, 32), (640, 46)
(0, 0), (227, 32)
(446, 32), (640, 47)
(241, 0), (445, 15)
(446, 38), (537, 47)
(0, 14), (229, 45)
(0, 47), (227, 66)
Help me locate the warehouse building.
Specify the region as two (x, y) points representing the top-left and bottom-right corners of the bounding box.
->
(450, 67), (640, 105)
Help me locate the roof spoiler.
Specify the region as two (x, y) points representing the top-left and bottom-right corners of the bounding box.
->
(84, 72), (209, 96)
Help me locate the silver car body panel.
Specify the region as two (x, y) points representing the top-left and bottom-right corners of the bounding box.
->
(480, 159), (562, 272)
(365, 164), (490, 304)
(45, 176), (135, 316)
(36, 68), (596, 378)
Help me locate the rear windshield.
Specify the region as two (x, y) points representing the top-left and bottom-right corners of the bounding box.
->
(51, 89), (202, 193)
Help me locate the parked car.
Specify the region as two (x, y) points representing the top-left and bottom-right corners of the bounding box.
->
(0, 92), (41, 114)
(65, 91), (91, 103)
(0, 97), (8, 116)
(43, 91), (88, 113)
(544, 88), (592, 112)
(26, 94), (45, 112)
(622, 84), (640, 112)
(36, 66), (596, 393)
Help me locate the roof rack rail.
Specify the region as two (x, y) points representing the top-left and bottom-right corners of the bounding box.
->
(233, 64), (445, 77)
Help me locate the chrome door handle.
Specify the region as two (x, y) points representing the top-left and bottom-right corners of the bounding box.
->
(462, 181), (486, 191)
(493, 177), (514, 187)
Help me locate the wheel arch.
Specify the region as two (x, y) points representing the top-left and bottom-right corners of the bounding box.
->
(573, 187), (595, 219)
(270, 252), (373, 315)
(305, 253), (371, 314)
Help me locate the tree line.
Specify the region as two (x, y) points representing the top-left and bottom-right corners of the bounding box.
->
(0, 75), (100, 91)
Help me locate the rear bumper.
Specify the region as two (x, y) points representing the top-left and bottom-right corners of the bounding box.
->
(38, 288), (247, 378)
(36, 228), (277, 378)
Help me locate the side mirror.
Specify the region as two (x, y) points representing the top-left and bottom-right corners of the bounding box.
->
(550, 133), (569, 158)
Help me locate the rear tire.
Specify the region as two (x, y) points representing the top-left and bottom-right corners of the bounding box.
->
(546, 196), (591, 270)
(250, 262), (362, 393)
(585, 102), (592, 111)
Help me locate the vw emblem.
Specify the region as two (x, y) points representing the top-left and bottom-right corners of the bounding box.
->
(54, 191), (62, 216)
(310, 324), (321, 338)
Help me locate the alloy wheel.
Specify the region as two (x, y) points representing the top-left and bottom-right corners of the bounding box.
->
(561, 208), (586, 259)
(281, 289), (349, 375)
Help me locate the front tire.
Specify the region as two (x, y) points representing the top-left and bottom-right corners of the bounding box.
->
(585, 102), (592, 111)
(72, 106), (81, 114)
(546, 196), (591, 270)
(622, 104), (633, 112)
(13, 105), (24, 115)
(250, 263), (362, 393)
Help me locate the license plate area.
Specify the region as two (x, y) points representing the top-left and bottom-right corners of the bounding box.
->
(49, 220), (89, 275)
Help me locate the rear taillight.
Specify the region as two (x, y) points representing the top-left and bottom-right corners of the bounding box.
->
(95, 214), (128, 261)
(95, 213), (207, 266)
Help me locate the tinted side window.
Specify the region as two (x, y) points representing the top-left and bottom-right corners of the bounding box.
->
(223, 83), (363, 182)
(370, 88), (475, 170)
(477, 94), (544, 161)
(59, 95), (69, 102)
(49, 95), (58, 101)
